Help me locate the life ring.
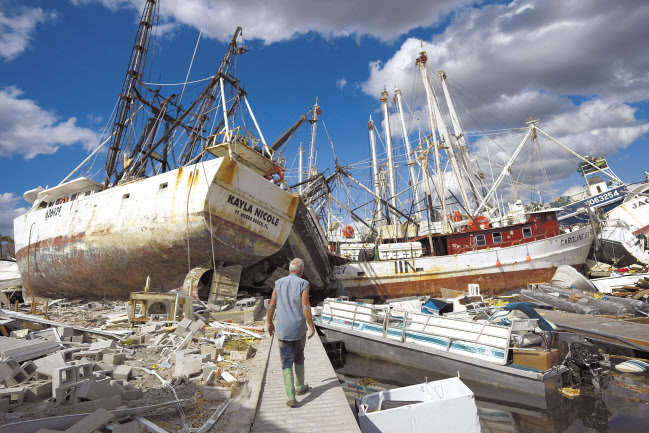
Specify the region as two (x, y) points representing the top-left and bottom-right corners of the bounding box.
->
(57, 196), (69, 205)
(512, 241), (520, 246)
(266, 166), (284, 184)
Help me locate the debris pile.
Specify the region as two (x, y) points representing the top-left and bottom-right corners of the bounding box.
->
(0, 294), (267, 433)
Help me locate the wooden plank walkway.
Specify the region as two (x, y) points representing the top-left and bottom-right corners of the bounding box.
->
(539, 309), (649, 351)
(251, 335), (361, 433)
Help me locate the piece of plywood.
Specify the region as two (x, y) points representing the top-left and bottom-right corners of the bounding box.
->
(209, 266), (242, 304)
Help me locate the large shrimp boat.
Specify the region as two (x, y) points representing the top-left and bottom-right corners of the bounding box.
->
(322, 51), (594, 300)
(12, 1), (309, 298)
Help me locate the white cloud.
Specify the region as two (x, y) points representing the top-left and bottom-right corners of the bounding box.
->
(336, 78), (347, 90)
(360, 0), (649, 192)
(0, 193), (27, 237)
(73, 0), (476, 43)
(0, 87), (101, 159)
(0, 6), (56, 60)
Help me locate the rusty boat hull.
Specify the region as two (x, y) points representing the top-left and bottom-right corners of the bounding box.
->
(13, 158), (298, 299)
(334, 226), (593, 300)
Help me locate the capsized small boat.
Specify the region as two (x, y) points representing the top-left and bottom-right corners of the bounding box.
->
(356, 377), (481, 433)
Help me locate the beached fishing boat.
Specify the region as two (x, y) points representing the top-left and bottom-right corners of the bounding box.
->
(11, 1), (310, 298)
(315, 298), (572, 410)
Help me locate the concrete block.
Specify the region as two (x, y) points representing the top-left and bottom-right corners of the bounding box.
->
(60, 348), (81, 361)
(173, 355), (202, 378)
(89, 340), (116, 351)
(94, 361), (116, 372)
(177, 318), (193, 329)
(120, 388), (143, 401)
(24, 380), (53, 402)
(53, 366), (79, 393)
(169, 348), (199, 364)
(229, 346), (252, 361)
(102, 353), (126, 365)
(9, 329), (30, 338)
(79, 378), (118, 401)
(113, 421), (141, 433)
(58, 327), (75, 337)
(0, 359), (19, 381)
(202, 362), (219, 381)
(200, 345), (224, 361)
(221, 371), (236, 383)
(0, 398), (8, 413)
(150, 334), (168, 346)
(188, 319), (205, 335)
(139, 324), (160, 335)
(113, 365), (132, 381)
(0, 387), (25, 406)
(55, 382), (81, 404)
(73, 351), (102, 361)
(65, 407), (115, 432)
(21, 360), (37, 376)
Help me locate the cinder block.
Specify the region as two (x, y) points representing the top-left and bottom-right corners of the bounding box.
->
(188, 319), (205, 335)
(21, 360), (37, 376)
(24, 380), (53, 402)
(71, 394), (122, 414)
(55, 382), (81, 404)
(53, 366), (79, 393)
(71, 335), (85, 343)
(150, 334), (168, 345)
(139, 324), (160, 335)
(79, 378), (117, 401)
(0, 359), (19, 382)
(58, 327), (75, 337)
(73, 351), (102, 361)
(64, 407), (115, 432)
(113, 365), (132, 381)
(102, 353), (126, 365)
(200, 345), (224, 361)
(177, 318), (193, 329)
(89, 340), (117, 351)
(202, 362), (219, 381)
(173, 355), (203, 378)
(0, 387), (25, 406)
(169, 349), (199, 364)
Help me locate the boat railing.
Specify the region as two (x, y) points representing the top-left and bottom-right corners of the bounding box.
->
(322, 299), (512, 365)
(206, 126), (287, 169)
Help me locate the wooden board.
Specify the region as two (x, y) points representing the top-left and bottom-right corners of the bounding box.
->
(209, 265), (242, 303)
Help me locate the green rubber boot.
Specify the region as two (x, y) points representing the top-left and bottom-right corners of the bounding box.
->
(282, 368), (296, 407)
(295, 363), (310, 395)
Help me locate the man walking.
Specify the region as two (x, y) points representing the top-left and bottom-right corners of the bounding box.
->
(267, 258), (315, 407)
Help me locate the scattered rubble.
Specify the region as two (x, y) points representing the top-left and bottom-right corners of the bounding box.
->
(0, 293), (268, 433)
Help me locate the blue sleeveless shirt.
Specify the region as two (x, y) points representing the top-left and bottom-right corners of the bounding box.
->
(275, 273), (309, 341)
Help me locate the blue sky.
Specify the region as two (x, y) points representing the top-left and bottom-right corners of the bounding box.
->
(2, 0), (649, 236)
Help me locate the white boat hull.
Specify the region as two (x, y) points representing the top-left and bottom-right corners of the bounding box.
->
(333, 226), (594, 299)
(13, 158), (298, 298)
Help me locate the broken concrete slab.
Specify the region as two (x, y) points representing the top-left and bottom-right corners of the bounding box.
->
(65, 407), (115, 432)
(78, 378), (119, 401)
(89, 340), (116, 351)
(173, 354), (203, 378)
(113, 365), (132, 381)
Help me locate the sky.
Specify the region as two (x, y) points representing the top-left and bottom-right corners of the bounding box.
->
(2, 0), (649, 237)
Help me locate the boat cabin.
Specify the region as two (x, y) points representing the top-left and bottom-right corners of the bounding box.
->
(24, 178), (104, 210)
(444, 209), (560, 255)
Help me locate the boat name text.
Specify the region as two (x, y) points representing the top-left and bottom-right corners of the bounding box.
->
(45, 206), (62, 220)
(631, 197), (649, 210)
(560, 229), (590, 246)
(227, 194), (279, 229)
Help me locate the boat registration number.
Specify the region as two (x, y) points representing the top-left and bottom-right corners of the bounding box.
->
(584, 189), (619, 206)
(45, 206), (62, 220)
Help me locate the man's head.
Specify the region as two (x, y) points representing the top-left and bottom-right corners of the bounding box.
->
(289, 258), (304, 276)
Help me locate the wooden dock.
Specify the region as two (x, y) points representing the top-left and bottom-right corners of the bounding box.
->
(251, 335), (361, 433)
(539, 309), (649, 352)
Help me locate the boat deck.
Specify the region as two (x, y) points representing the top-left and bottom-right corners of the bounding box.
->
(539, 309), (649, 351)
(251, 334), (361, 433)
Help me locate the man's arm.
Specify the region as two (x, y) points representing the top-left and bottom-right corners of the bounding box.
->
(301, 285), (315, 339)
(267, 288), (277, 336)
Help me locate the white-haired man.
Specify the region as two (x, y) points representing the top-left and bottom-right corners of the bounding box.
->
(267, 258), (315, 407)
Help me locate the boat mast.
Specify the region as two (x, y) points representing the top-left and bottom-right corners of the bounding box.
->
(438, 70), (486, 209)
(416, 50), (472, 215)
(380, 89), (399, 237)
(416, 51), (448, 233)
(307, 98), (320, 178)
(104, 0), (158, 188)
(368, 116), (384, 223)
(394, 88), (424, 223)
(298, 144), (304, 194)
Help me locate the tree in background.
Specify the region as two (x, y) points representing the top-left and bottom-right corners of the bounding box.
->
(0, 233), (14, 260)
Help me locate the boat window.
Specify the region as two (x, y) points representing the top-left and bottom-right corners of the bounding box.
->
(596, 185), (602, 193)
(476, 234), (486, 246)
(48, 202), (54, 207)
(71, 193), (78, 201)
(123, 193), (130, 199)
(39, 201), (47, 209)
(84, 191), (91, 196)
(492, 232), (502, 243)
(523, 227), (533, 238)
(159, 182), (168, 190)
